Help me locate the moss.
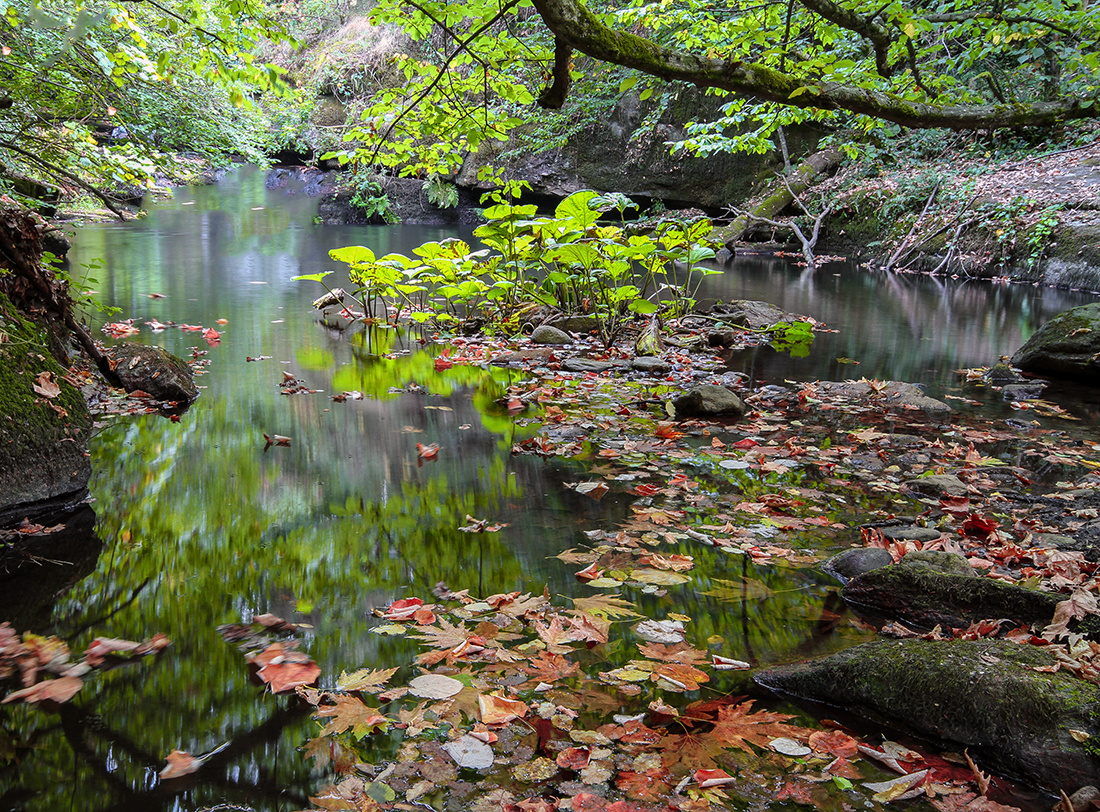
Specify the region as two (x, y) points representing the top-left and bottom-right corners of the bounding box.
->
(0, 291), (91, 512)
(756, 638), (1100, 790)
(843, 558), (1067, 632)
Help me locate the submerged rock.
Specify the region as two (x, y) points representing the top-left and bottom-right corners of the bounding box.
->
(0, 293), (92, 525)
(631, 356), (672, 375)
(755, 638), (1100, 791)
(106, 344), (198, 403)
(813, 380), (952, 414)
(1011, 302), (1100, 382)
(672, 385), (745, 418)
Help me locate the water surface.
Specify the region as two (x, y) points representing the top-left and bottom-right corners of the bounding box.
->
(3, 167), (1097, 810)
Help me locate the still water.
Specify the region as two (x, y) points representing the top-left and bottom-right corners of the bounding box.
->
(3, 167), (1098, 810)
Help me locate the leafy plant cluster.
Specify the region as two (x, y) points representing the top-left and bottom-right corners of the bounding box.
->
(299, 185), (721, 346)
(348, 172), (401, 223)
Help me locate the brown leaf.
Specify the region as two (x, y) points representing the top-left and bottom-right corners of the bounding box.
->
(478, 693), (527, 726)
(2, 675), (83, 705)
(315, 694), (389, 737)
(32, 371), (61, 399)
(965, 749), (991, 796)
(159, 749), (203, 780)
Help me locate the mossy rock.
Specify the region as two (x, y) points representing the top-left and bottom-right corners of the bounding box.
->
(107, 343), (198, 403)
(0, 292), (91, 523)
(756, 638), (1100, 791)
(842, 551), (1100, 637)
(1011, 303), (1100, 383)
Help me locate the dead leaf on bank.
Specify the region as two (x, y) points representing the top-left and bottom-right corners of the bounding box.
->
(965, 749), (991, 795)
(32, 371), (60, 399)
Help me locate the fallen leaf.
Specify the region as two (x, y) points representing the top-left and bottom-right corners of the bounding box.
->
(2, 676), (83, 704)
(479, 693), (527, 725)
(443, 734), (494, 769)
(408, 673), (464, 699)
(32, 371), (61, 399)
(159, 749), (203, 780)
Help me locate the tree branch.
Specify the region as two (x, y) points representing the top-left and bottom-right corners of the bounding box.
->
(529, 0), (1098, 129)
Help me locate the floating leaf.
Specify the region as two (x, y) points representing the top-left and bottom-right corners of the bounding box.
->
(408, 674), (464, 699)
(443, 734), (494, 769)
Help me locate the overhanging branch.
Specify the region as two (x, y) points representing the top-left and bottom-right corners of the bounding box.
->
(529, 0), (1099, 130)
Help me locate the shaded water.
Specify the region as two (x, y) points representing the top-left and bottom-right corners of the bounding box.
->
(3, 167), (1099, 810)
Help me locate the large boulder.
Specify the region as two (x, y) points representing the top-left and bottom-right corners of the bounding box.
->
(673, 384), (745, 418)
(1011, 302), (1100, 382)
(0, 293), (91, 524)
(756, 638), (1100, 791)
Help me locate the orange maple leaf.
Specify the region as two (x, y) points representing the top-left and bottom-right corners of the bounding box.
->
(315, 694), (390, 737)
(710, 700), (808, 753)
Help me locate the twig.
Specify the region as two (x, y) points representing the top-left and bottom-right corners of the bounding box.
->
(884, 182), (939, 272)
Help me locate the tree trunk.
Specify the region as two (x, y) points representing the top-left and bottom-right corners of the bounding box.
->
(715, 146), (842, 246)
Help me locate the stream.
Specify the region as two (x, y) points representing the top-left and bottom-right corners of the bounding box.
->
(3, 166), (1099, 811)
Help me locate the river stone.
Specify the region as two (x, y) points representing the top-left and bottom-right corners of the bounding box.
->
(672, 385), (745, 418)
(0, 293), (92, 525)
(709, 300), (803, 330)
(982, 362), (1026, 385)
(530, 325), (572, 345)
(904, 474), (968, 498)
(551, 316), (601, 334)
(880, 525), (943, 543)
(631, 356), (671, 375)
(840, 551), (1100, 635)
(814, 380), (952, 414)
(754, 638), (1100, 792)
(562, 358), (614, 374)
(1001, 382), (1046, 401)
(821, 547), (894, 583)
(1011, 302), (1100, 382)
(106, 344), (198, 403)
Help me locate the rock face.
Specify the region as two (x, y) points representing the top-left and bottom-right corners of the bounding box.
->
(0, 293), (92, 524)
(456, 89), (812, 209)
(106, 344), (198, 403)
(673, 385), (745, 418)
(756, 638), (1100, 792)
(1011, 302), (1100, 382)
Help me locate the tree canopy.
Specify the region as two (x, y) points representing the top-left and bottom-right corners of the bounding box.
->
(0, 0), (292, 213)
(341, 0), (1100, 174)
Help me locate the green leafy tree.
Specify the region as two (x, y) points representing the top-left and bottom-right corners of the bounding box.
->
(336, 0), (1100, 176)
(0, 0), (294, 213)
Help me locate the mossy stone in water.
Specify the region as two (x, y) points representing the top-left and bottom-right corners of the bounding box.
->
(107, 344), (197, 403)
(1011, 302), (1100, 382)
(755, 638), (1100, 791)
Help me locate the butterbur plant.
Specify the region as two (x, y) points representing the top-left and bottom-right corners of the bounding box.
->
(300, 188), (723, 342)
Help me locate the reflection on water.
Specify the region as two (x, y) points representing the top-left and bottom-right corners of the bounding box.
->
(1, 167), (1097, 810)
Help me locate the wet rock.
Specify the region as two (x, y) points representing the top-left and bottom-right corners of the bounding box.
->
(880, 525), (943, 543)
(1011, 302), (1100, 382)
(905, 474), (969, 498)
(530, 325), (572, 345)
(631, 356), (671, 375)
(707, 329), (737, 348)
(708, 300), (804, 330)
(755, 638), (1100, 792)
(840, 550), (1100, 635)
(983, 362), (1025, 385)
(813, 380), (952, 414)
(551, 316), (601, 334)
(672, 385), (745, 418)
(0, 293), (92, 525)
(107, 344), (198, 403)
(1002, 382), (1046, 401)
(821, 547), (894, 583)
(562, 358), (615, 374)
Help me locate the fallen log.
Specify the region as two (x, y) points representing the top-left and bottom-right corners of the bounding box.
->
(714, 146), (843, 247)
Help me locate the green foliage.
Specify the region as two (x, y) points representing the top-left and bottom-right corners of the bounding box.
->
(0, 0), (295, 212)
(318, 187), (722, 345)
(422, 174), (459, 208)
(347, 174), (400, 224)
